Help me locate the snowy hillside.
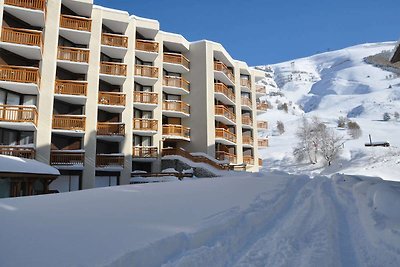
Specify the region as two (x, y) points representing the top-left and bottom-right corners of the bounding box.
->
(1, 172), (399, 267)
(256, 42), (400, 181)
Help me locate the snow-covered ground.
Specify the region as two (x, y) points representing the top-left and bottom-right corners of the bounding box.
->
(257, 42), (400, 181)
(0, 171), (399, 267)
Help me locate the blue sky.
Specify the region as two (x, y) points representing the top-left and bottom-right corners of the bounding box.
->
(95, 0), (399, 66)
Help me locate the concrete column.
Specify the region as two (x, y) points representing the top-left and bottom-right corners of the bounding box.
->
(234, 65), (243, 165)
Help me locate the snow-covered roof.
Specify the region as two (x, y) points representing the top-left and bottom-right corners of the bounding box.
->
(0, 155), (60, 176)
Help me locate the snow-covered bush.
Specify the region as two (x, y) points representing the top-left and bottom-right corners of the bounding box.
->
(394, 112), (399, 120)
(337, 116), (348, 128)
(276, 121), (285, 135)
(347, 121), (362, 139)
(383, 112), (391, 121)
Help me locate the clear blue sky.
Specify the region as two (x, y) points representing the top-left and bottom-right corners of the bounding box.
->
(95, 0), (399, 66)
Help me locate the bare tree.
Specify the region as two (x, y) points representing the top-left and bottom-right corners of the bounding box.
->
(319, 128), (345, 166)
(276, 120), (285, 135)
(293, 117), (320, 164)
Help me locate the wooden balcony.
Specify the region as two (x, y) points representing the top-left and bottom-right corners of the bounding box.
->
(240, 78), (251, 89)
(257, 102), (268, 111)
(97, 122), (125, 136)
(215, 128), (236, 143)
(133, 91), (158, 104)
(4, 0), (45, 11)
(256, 85), (266, 94)
(242, 135), (254, 145)
(0, 105), (38, 125)
(215, 105), (236, 122)
(57, 46), (89, 63)
(100, 62), (127, 76)
(60, 14), (91, 32)
(101, 33), (128, 48)
(1, 27), (42, 47)
(214, 61), (235, 83)
(55, 80), (87, 96)
(0, 65), (40, 85)
(257, 121), (268, 130)
(241, 97), (252, 107)
(132, 147), (158, 158)
(135, 39), (159, 53)
(50, 151), (84, 166)
(243, 155), (255, 165)
(258, 158), (263, 166)
(163, 76), (190, 91)
(98, 92), (126, 106)
(216, 151), (237, 164)
(258, 138), (269, 147)
(242, 115), (253, 126)
(0, 146), (35, 159)
(96, 154), (124, 168)
(163, 101), (190, 115)
(52, 115), (85, 131)
(133, 118), (158, 131)
(163, 124), (190, 139)
(134, 65), (158, 78)
(214, 83), (235, 102)
(164, 52), (190, 69)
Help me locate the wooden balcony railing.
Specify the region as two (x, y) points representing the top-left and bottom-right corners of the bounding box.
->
(0, 105), (38, 125)
(52, 115), (85, 131)
(55, 80), (87, 96)
(240, 78), (251, 89)
(216, 151), (237, 164)
(257, 102), (268, 111)
(135, 39), (159, 53)
(98, 92), (126, 106)
(163, 124), (190, 139)
(134, 65), (158, 78)
(0, 146), (35, 159)
(96, 154), (124, 168)
(4, 0), (45, 11)
(241, 97), (252, 107)
(133, 91), (158, 104)
(0, 65), (40, 85)
(97, 122), (125, 136)
(163, 100), (190, 115)
(214, 61), (235, 83)
(60, 14), (91, 32)
(215, 128), (236, 143)
(164, 52), (190, 69)
(1, 27), (42, 47)
(214, 83), (235, 102)
(243, 155), (255, 165)
(50, 151), (85, 166)
(133, 118), (158, 131)
(132, 146), (158, 158)
(100, 62), (127, 76)
(163, 76), (190, 92)
(242, 115), (253, 126)
(257, 121), (268, 130)
(57, 46), (89, 63)
(256, 85), (266, 94)
(258, 158), (263, 166)
(101, 33), (128, 48)
(215, 105), (236, 122)
(242, 135), (254, 145)
(258, 138), (269, 147)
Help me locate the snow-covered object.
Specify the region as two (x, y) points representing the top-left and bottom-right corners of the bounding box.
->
(0, 155), (59, 176)
(161, 168), (179, 173)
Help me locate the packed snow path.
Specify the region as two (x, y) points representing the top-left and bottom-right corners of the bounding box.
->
(0, 172), (399, 267)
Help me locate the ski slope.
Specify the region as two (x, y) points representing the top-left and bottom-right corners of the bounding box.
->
(0, 172), (399, 267)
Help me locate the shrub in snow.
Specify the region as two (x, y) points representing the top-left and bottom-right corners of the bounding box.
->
(276, 121), (285, 135)
(394, 112), (399, 120)
(337, 116), (348, 128)
(278, 103), (289, 113)
(347, 121), (362, 139)
(383, 112), (391, 121)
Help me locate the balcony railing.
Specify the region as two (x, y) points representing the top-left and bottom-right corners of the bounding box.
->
(133, 118), (158, 131)
(243, 155), (255, 165)
(133, 91), (158, 104)
(97, 122), (125, 136)
(164, 52), (190, 69)
(50, 151), (85, 166)
(55, 80), (87, 96)
(163, 100), (190, 115)
(135, 39), (159, 53)
(96, 154), (124, 168)
(132, 147), (158, 158)
(214, 83), (235, 102)
(257, 102), (268, 111)
(60, 14), (91, 32)
(57, 46), (89, 63)
(52, 115), (85, 131)
(1, 27), (42, 47)
(4, 0), (45, 11)
(216, 151), (237, 164)
(240, 79), (251, 89)
(98, 92), (126, 106)
(163, 124), (190, 139)
(215, 128), (236, 143)
(242, 135), (254, 145)
(214, 61), (235, 83)
(0, 146), (35, 159)
(0, 65), (40, 85)
(242, 115), (252, 126)
(134, 65), (158, 78)
(101, 33), (128, 48)
(163, 76), (190, 92)
(258, 138), (269, 147)
(0, 105), (37, 125)
(100, 62), (127, 76)
(215, 105), (236, 122)
(241, 97), (252, 107)
(257, 121), (268, 130)
(256, 85), (266, 94)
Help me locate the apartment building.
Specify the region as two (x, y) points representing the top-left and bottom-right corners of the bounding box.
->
(0, 0), (268, 196)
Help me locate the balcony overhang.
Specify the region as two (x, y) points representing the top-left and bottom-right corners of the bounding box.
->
(242, 143), (254, 148)
(57, 60), (89, 74)
(96, 135), (124, 142)
(241, 104), (252, 111)
(132, 129), (157, 136)
(59, 28), (91, 45)
(0, 121), (36, 131)
(162, 134), (190, 142)
(214, 71), (235, 87)
(101, 45), (128, 59)
(97, 104), (125, 113)
(214, 92), (235, 106)
(63, 0), (92, 17)
(241, 86), (252, 93)
(99, 73), (126, 86)
(215, 138), (236, 146)
(242, 123), (253, 130)
(3, 5), (45, 27)
(163, 62), (189, 74)
(133, 75), (158, 86)
(135, 50), (158, 62)
(0, 80), (39, 95)
(133, 102), (157, 111)
(163, 85), (189, 96)
(162, 110), (190, 118)
(54, 94), (87, 105)
(51, 129), (85, 137)
(214, 115), (236, 126)
(0, 41), (42, 60)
